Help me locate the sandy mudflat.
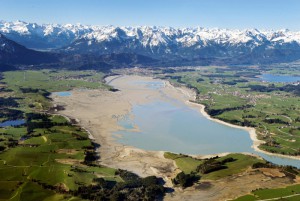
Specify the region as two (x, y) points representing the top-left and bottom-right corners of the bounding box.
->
(51, 75), (195, 187)
(51, 75), (299, 200)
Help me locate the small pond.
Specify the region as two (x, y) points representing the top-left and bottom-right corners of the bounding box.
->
(53, 91), (72, 97)
(0, 119), (25, 127)
(260, 74), (300, 83)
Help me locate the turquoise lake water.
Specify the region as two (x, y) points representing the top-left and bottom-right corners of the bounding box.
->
(116, 101), (253, 154)
(113, 78), (300, 168)
(53, 91), (72, 96)
(261, 74), (300, 83)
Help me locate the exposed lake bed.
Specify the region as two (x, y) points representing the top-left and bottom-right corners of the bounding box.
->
(53, 75), (300, 168)
(51, 74), (300, 200)
(51, 75), (183, 181)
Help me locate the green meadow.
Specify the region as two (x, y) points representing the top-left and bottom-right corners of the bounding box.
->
(164, 152), (263, 180)
(233, 184), (300, 201)
(2, 70), (109, 112)
(0, 70), (120, 200)
(0, 113), (119, 200)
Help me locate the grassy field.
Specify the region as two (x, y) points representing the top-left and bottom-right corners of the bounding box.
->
(164, 152), (264, 180)
(0, 113), (120, 200)
(2, 70), (109, 112)
(164, 152), (203, 174)
(3, 70), (107, 92)
(0, 70), (118, 200)
(232, 184), (300, 201)
(165, 151), (300, 200)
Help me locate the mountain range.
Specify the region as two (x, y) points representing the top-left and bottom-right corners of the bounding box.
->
(1, 20), (300, 67)
(0, 32), (156, 71)
(0, 33), (58, 66)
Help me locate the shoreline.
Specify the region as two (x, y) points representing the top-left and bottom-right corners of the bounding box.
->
(108, 75), (300, 161)
(186, 101), (300, 161)
(162, 76), (300, 161)
(110, 75), (300, 161)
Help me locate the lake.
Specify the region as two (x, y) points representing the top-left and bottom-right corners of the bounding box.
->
(0, 119), (25, 127)
(113, 78), (300, 168)
(260, 74), (300, 83)
(116, 101), (253, 155)
(53, 91), (72, 97)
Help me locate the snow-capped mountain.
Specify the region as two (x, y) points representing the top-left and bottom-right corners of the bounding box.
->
(0, 20), (93, 49)
(1, 20), (300, 64)
(65, 26), (300, 63)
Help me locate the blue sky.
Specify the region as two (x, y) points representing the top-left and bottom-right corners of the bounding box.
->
(1, 0), (300, 30)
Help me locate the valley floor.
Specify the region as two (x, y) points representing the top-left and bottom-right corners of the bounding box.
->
(52, 75), (300, 200)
